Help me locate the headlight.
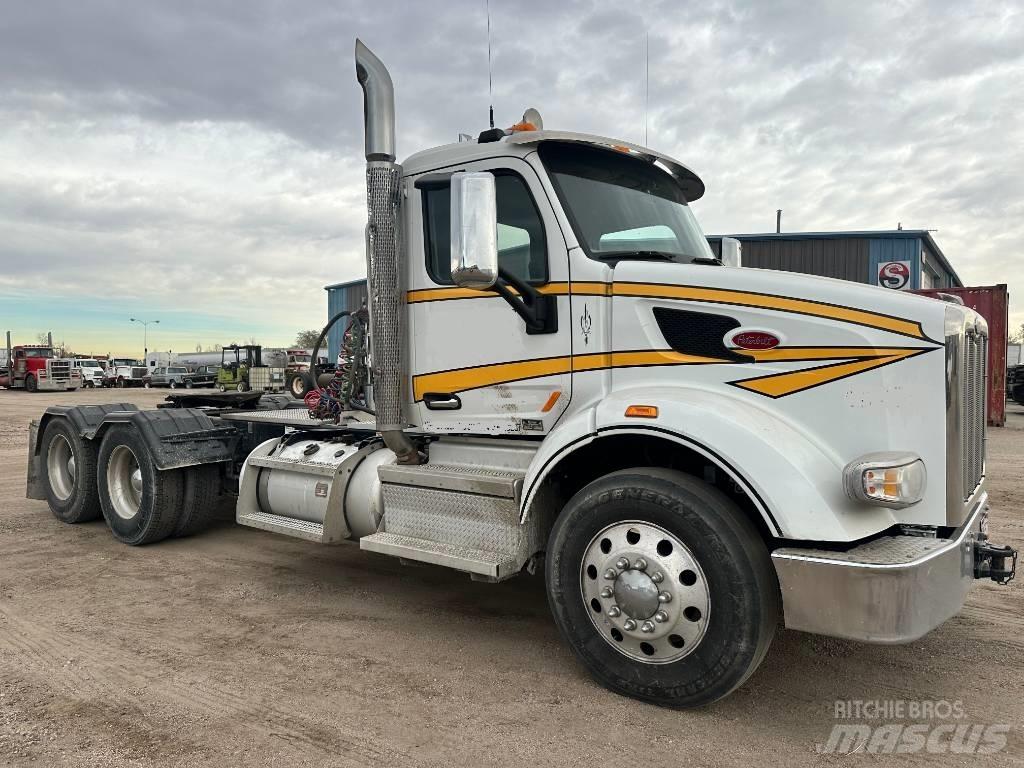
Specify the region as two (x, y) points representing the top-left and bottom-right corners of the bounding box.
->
(843, 452), (926, 508)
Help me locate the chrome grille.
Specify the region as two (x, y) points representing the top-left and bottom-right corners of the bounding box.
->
(961, 331), (986, 500)
(49, 360), (71, 381)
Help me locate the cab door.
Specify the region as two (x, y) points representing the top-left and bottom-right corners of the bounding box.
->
(407, 157), (572, 435)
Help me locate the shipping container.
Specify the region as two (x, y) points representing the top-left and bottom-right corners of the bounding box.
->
(914, 285), (1008, 427)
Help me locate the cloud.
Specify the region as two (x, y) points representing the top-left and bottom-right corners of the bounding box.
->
(1, 0), (1022, 355)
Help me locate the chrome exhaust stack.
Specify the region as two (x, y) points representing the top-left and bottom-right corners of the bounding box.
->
(354, 39), (419, 464)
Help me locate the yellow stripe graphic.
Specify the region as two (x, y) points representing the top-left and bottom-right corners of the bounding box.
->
(406, 281), (926, 339)
(731, 351), (923, 398)
(412, 346), (932, 401)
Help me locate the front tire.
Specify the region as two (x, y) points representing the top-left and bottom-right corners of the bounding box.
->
(40, 419), (102, 523)
(545, 468), (778, 708)
(289, 375), (307, 399)
(97, 425), (183, 545)
(25, 374), (37, 392)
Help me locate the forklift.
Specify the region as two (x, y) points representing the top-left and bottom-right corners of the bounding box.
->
(215, 344), (285, 393)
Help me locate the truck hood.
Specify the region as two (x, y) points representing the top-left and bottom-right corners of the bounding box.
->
(611, 260), (950, 344)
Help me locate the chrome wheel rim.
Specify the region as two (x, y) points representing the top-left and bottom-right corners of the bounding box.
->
(107, 444), (143, 520)
(46, 435), (76, 501)
(581, 520), (710, 664)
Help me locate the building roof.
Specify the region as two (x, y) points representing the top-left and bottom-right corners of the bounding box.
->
(706, 230), (962, 287)
(323, 277), (369, 291)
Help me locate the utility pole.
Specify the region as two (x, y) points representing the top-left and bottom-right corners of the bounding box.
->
(776, 209), (782, 234)
(130, 318), (160, 364)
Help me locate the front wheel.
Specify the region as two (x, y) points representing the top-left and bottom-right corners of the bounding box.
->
(217, 384), (226, 392)
(289, 375), (307, 399)
(545, 468), (778, 708)
(235, 382), (247, 392)
(25, 374), (37, 392)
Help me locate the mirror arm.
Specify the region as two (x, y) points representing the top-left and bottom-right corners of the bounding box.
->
(492, 267), (558, 335)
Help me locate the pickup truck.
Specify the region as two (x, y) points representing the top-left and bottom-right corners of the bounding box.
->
(143, 365), (215, 389)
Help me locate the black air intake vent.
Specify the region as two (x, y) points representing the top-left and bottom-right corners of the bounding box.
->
(652, 307), (752, 362)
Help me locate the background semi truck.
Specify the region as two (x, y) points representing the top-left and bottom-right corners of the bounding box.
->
(24, 40), (1015, 707)
(2, 334), (80, 392)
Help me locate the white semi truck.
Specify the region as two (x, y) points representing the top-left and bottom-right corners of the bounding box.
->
(26, 41), (1015, 707)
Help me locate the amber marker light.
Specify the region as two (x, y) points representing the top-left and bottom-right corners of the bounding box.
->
(541, 390), (562, 413)
(625, 405), (659, 418)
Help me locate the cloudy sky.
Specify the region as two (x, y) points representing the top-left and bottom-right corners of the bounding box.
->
(2, 0), (1022, 357)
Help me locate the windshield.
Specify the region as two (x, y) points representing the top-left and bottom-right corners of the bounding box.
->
(79, 360), (99, 367)
(290, 354), (311, 363)
(25, 348), (53, 358)
(168, 367), (187, 374)
(538, 142), (714, 263)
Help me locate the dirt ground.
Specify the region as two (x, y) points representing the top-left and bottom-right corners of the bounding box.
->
(0, 388), (1021, 767)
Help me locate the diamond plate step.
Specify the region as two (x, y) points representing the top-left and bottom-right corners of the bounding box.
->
(359, 532), (520, 580)
(237, 510), (325, 542)
(378, 463), (524, 500)
(247, 455), (339, 477)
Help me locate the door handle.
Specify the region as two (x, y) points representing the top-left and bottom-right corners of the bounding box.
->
(424, 392), (462, 410)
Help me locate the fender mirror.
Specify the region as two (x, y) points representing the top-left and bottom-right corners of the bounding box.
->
(450, 171), (498, 290)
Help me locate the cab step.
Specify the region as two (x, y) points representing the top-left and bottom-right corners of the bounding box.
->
(237, 510), (326, 543)
(359, 532), (519, 581)
(377, 462), (524, 501)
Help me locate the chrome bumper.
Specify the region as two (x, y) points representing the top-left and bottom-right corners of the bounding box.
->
(771, 494), (990, 644)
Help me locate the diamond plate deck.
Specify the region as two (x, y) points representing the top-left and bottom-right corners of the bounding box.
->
(218, 409), (377, 429)
(774, 534), (948, 566)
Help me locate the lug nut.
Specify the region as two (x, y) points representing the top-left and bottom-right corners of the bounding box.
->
(633, 558), (648, 571)
(658, 591), (672, 604)
(650, 572), (664, 583)
(641, 620), (655, 633)
(615, 557), (630, 570)
(603, 568), (618, 580)
(600, 587), (613, 599)
(654, 610), (669, 623)
(607, 606), (621, 618)
(623, 619), (637, 631)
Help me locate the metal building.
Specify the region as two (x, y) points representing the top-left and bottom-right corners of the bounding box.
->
(707, 230), (962, 291)
(324, 278), (370, 363)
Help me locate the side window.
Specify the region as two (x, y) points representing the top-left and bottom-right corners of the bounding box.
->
(422, 172), (548, 285)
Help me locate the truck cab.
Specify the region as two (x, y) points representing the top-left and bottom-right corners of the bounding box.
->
(72, 358), (104, 388)
(24, 39), (1016, 709)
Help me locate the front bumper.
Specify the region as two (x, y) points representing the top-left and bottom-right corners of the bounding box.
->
(771, 492), (1015, 643)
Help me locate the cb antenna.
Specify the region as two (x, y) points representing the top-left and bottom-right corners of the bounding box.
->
(643, 30), (649, 145)
(486, 0), (494, 128)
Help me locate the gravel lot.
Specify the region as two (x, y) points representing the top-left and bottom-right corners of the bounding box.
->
(1, 388), (1021, 767)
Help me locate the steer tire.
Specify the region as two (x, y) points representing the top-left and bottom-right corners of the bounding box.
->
(174, 464), (222, 537)
(25, 375), (37, 393)
(545, 468), (778, 708)
(97, 424), (184, 546)
(40, 419), (102, 523)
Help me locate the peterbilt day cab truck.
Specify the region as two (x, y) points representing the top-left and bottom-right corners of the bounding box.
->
(1, 342), (80, 392)
(25, 41), (1016, 708)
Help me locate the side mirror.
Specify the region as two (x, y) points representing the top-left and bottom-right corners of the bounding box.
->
(450, 171), (498, 290)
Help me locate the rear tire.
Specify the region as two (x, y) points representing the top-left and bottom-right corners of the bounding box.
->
(545, 468), (778, 708)
(236, 382), (246, 392)
(40, 419), (102, 523)
(174, 464), (222, 537)
(289, 375), (307, 399)
(97, 424), (183, 545)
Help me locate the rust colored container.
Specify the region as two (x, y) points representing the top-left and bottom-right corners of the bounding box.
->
(915, 285), (1008, 427)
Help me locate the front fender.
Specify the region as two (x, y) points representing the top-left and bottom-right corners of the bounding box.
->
(524, 386), (899, 542)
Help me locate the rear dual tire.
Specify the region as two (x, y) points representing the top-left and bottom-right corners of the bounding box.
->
(545, 468), (778, 708)
(40, 420), (102, 523)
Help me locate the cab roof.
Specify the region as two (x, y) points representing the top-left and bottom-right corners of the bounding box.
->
(401, 130), (705, 201)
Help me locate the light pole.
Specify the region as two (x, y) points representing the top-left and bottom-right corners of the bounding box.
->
(129, 318), (160, 364)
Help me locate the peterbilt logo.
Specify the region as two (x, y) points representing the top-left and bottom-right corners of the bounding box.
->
(731, 331), (780, 350)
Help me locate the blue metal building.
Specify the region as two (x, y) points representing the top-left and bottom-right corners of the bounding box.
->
(323, 278), (370, 363)
(707, 230), (962, 291)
